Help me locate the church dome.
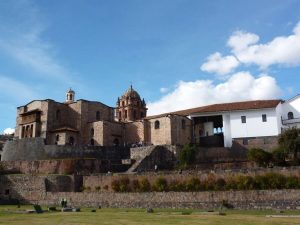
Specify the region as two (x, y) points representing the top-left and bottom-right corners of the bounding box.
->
(123, 85), (141, 99)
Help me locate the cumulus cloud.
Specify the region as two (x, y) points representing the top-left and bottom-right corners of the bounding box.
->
(201, 21), (300, 74)
(200, 52), (240, 75)
(147, 72), (281, 115)
(3, 128), (15, 135)
(227, 31), (260, 52)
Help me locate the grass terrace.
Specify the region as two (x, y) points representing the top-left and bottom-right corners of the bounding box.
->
(0, 205), (300, 225)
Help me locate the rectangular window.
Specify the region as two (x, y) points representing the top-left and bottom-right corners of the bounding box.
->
(243, 138), (248, 145)
(262, 114), (267, 122)
(241, 116), (246, 123)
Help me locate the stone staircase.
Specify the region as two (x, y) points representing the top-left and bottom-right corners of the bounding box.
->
(127, 146), (157, 173)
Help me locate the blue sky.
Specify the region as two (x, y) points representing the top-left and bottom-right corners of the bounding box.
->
(0, 0), (300, 134)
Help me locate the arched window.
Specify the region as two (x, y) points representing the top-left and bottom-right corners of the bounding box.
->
(69, 136), (74, 146)
(91, 128), (94, 137)
(288, 112), (294, 120)
(125, 110), (127, 118)
(119, 111), (122, 119)
(181, 119), (186, 129)
(90, 138), (94, 146)
(96, 111), (100, 120)
(56, 110), (60, 120)
(154, 120), (160, 129)
(133, 110), (137, 119)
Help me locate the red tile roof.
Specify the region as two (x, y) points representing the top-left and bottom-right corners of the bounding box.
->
(146, 99), (282, 119)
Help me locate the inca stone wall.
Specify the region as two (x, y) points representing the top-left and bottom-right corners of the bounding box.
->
(1, 137), (130, 161)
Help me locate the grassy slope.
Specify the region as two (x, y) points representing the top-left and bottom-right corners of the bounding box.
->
(0, 206), (300, 225)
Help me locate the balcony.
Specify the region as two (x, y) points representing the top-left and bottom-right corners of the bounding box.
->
(282, 117), (300, 125)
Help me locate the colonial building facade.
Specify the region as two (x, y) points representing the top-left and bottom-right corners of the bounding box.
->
(14, 87), (300, 150)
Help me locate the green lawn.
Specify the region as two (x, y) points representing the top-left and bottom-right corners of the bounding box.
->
(0, 205), (300, 225)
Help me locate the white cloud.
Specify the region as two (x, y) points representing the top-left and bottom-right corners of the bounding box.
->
(160, 87), (169, 93)
(3, 128), (15, 135)
(200, 52), (240, 75)
(229, 21), (300, 69)
(227, 31), (259, 52)
(147, 72), (281, 115)
(0, 0), (71, 83)
(201, 21), (300, 75)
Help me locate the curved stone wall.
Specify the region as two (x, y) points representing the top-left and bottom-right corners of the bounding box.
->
(2, 138), (129, 161)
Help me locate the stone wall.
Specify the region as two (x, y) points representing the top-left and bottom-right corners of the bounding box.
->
(2, 137), (130, 161)
(17, 190), (300, 209)
(2, 171), (300, 209)
(233, 136), (278, 151)
(125, 121), (146, 145)
(0, 159), (120, 175)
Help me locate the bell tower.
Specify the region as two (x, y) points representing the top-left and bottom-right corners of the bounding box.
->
(65, 88), (75, 104)
(116, 85), (147, 122)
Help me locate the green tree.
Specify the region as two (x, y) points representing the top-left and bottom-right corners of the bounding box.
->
(278, 127), (300, 161)
(247, 148), (272, 167)
(179, 144), (196, 167)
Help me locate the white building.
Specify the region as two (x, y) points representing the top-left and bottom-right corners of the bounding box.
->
(174, 95), (300, 150)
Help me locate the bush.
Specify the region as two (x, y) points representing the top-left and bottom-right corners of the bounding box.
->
(132, 179), (140, 192)
(152, 177), (168, 192)
(285, 176), (300, 189)
(169, 179), (186, 192)
(185, 177), (202, 191)
(278, 127), (300, 162)
(95, 186), (101, 192)
(215, 178), (226, 191)
(179, 144), (196, 167)
(235, 175), (256, 190)
(103, 185), (109, 190)
(247, 148), (272, 167)
(203, 173), (216, 190)
(272, 147), (287, 166)
(111, 177), (131, 192)
(139, 177), (151, 192)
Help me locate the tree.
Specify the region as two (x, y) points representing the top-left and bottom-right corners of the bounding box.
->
(247, 148), (272, 167)
(278, 127), (300, 161)
(179, 144), (196, 167)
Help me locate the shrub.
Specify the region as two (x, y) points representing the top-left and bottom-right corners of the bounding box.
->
(285, 176), (300, 189)
(247, 148), (272, 167)
(179, 144), (196, 167)
(169, 179), (186, 192)
(139, 177), (151, 192)
(203, 173), (216, 190)
(278, 127), (300, 162)
(215, 178), (226, 191)
(111, 179), (121, 192)
(103, 185), (109, 190)
(95, 186), (101, 192)
(152, 177), (168, 192)
(272, 147), (287, 166)
(132, 179), (140, 192)
(185, 177), (202, 191)
(235, 175), (255, 190)
(111, 177), (131, 192)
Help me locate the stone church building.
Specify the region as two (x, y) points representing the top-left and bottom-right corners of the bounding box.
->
(14, 86), (300, 150)
(14, 87), (192, 147)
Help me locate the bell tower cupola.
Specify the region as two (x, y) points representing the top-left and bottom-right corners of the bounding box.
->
(115, 85), (147, 122)
(65, 88), (75, 104)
